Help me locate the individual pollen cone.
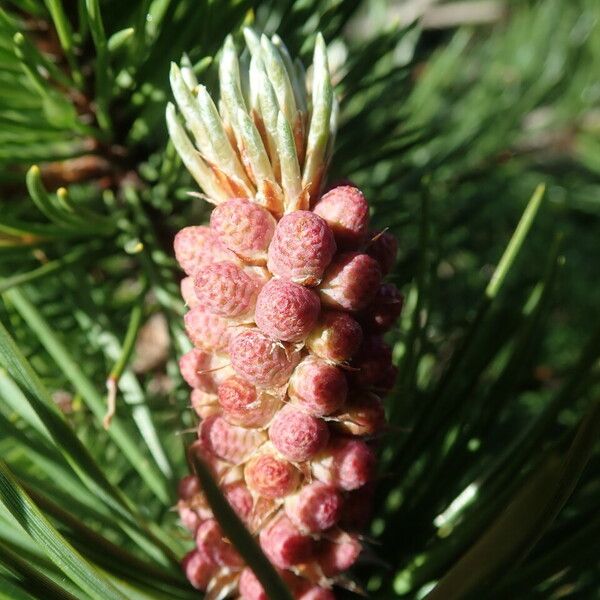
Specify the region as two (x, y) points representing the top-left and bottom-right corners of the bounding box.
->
(284, 481), (343, 533)
(229, 328), (301, 386)
(174, 226), (239, 275)
(255, 279), (321, 342)
(313, 185), (369, 249)
(223, 480), (254, 524)
(288, 356), (348, 416)
(217, 376), (281, 428)
(317, 531), (362, 577)
(269, 404), (330, 462)
(193, 261), (261, 318)
(311, 437), (376, 491)
(178, 348), (232, 392)
(350, 336), (398, 391)
(259, 513), (314, 569)
(319, 252), (382, 311)
(366, 230), (398, 276)
(359, 282), (404, 334)
(196, 519), (244, 567)
(305, 311), (363, 364)
(180, 276), (200, 308)
(182, 550), (216, 590)
(198, 414), (266, 463)
(169, 29), (402, 598)
(333, 391), (386, 437)
(210, 198), (277, 265)
(267, 211), (337, 285)
(183, 309), (231, 352)
(239, 569), (336, 600)
(190, 389), (219, 420)
(244, 447), (301, 500)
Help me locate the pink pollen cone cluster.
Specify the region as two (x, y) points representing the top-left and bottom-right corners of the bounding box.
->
(175, 185), (401, 598)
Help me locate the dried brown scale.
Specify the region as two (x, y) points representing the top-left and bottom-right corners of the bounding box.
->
(169, 31), (403, 599)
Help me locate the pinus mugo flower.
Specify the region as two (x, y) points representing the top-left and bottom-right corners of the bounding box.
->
(167, 29), (402, 599)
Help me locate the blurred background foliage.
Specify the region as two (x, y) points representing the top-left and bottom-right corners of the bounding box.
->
(0, 0), (598, 598)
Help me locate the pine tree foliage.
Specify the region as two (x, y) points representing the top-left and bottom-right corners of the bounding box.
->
(0, 0), (598, 598)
